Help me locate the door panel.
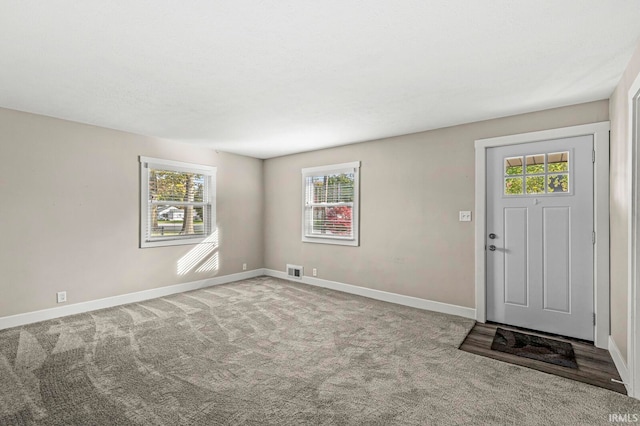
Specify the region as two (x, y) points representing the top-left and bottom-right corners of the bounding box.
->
(504, 208), (528, 306)
(486, 136), (593, 340)
(543, 207), (571, 313)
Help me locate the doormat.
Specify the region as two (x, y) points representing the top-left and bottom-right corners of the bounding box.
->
(490, 328), (578, 369)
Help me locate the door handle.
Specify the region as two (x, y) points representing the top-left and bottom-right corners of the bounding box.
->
(489, 245), (497, 251)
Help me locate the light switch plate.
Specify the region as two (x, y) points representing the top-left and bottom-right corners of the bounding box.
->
(459, 211), (472, 222)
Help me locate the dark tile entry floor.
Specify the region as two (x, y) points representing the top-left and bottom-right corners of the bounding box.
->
(459, 322), (627, 394)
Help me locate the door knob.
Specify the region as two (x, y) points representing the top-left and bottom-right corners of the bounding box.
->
(489, 245), (496, 251)
(489, 233), (496, 239)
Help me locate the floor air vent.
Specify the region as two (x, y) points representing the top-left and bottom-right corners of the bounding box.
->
(286, 264), (303, 279)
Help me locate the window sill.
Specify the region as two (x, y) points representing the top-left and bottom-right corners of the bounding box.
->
(140, 236), (209, 248)
(302, 236), (359, 247)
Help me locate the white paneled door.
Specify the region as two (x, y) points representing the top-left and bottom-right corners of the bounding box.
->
(486, 136), (594, 340)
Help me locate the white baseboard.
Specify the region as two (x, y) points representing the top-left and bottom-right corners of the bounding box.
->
(0, 269), (266, 330)
(1, 268), (475, 330)
(609, 335), (630, 394)
(263, 269), (476, 320)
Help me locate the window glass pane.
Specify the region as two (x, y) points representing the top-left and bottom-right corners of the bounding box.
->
(504, 157), (523, 175)
(526, 176), (545, 194)
(151, 204), (206, 237)
(525, 154), (545, 174)
(548, 174), (569, 193)
(311, 206), (353, 236)
(505, 177), (523, 195)
(309, 173), (355, 203)
(149, 170), (205, 203)
(548, 152), (569, 172)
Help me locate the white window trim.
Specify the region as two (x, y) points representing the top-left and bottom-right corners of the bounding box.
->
(139, 156), (217, 248)
(301, 161), (360, 247)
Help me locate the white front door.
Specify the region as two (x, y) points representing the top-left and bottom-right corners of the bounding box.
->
(486, 136), (594, 341)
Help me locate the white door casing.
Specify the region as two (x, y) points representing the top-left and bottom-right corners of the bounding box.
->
(627, 71), (640, 398)
(475, 122), (610, 349)
(486, 137), (594, 340)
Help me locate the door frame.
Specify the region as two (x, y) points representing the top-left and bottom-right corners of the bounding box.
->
(474, 122), (610, 349)
(628, 73), (640, 398)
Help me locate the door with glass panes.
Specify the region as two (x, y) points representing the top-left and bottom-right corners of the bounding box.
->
(486, 136), (594, 340)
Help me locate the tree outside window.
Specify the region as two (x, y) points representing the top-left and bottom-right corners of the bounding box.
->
(140, 157), (216, 248)
(302, 162), (360, 246)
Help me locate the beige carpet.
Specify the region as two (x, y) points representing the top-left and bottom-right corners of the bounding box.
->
(1, 276), (639, 425)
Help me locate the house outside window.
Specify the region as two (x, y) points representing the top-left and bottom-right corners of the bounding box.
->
(302, 161), (360, 246)
(139, 156), (216, 248)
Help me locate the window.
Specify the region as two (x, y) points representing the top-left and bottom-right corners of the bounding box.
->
(140, 156), (216, 248)
(302, 161), (360, 246)
(504, 151), (570, 196)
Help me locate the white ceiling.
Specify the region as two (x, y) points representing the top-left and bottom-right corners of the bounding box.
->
(1, 1), (639, 159)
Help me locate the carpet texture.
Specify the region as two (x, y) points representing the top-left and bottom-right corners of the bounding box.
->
(0, 276), (639, 425)
(491, 327), (579, 369)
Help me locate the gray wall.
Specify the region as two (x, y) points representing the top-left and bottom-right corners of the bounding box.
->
(0, 96), (616, 327)
(609, 41), (640, 363)
(264, 100), (609, 309)
(0, 107), (264, 318)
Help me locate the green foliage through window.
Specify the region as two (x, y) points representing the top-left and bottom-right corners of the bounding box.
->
(526, 164), (545, 174)
(505, 177), (523, 195)
(548, 174), (569, 193)
(526, 176), (545, 194)
(548, 162), (568, 172)
(506, 166), (522, 176)
(149, 169), (207, 237)
(503, 152), (570, 196)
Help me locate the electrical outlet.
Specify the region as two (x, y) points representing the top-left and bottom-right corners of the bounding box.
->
(57, 291), (67, 304)
(459, 211), (472, 222)
(242, 263), (247, 271)
(312, 268), (317, 277)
